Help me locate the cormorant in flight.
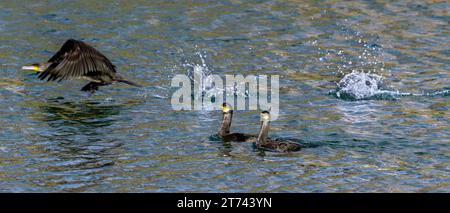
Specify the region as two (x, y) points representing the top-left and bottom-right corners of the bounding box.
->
(22, 39), (141, 92)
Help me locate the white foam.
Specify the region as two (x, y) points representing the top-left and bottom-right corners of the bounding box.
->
(335, 71), (384, 100)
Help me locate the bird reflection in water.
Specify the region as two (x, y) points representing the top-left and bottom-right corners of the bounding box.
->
(25, 97), (128, 191)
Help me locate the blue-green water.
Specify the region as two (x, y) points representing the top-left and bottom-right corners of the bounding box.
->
(0, 0), (449, 192)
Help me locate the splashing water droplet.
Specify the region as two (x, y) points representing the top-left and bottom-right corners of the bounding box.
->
(182, 50), (247, 109)
(334, 71), (384, 100)
(184, 51), (213, 95)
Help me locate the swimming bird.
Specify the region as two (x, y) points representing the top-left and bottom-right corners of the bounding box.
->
(255, 111), (302, 152)
(218, 103), (257, 142)
(21, 39), (141, 92)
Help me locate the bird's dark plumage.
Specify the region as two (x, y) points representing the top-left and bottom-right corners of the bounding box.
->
(80, 82), (107, 92)
(256, 111), (302, 152)
(218, 103), (257, 142)
(25, 39), (141, 92)
(220, 132), (257, 142)
(256, 138), (302, 152)
(38, 39), (116, 82)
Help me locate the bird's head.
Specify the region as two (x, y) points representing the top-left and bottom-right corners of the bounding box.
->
(21, 63), (49, 72)
(221, 102), (232, 114)
(260, 111), (271, 121)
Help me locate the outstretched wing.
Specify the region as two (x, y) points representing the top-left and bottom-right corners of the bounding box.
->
(38, 39), (116, 82)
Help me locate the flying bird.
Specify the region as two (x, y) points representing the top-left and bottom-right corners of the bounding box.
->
(22, 39), (141, 92)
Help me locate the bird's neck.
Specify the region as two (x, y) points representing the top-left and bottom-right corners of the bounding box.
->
(257, 120), (270, 145)
(219, 112), (233, 137)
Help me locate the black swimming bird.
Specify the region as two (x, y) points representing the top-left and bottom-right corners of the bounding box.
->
(22, 39), (141, 92)
(255, 111), (302, 152)
(218, 103), (257, 142)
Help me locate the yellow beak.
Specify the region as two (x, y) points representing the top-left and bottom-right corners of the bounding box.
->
(21, 65), (40, 71)
(221, 105), (231, 113)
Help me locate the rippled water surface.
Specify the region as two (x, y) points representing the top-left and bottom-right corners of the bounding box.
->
(0, 0), (449, 192)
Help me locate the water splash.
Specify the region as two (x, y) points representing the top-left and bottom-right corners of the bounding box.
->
(331, 71), (418, 101)
(183, 51), (249, 108)
(312, 23), (388, 79)
(183, 51), (224, 110)
(333, 71), (387, 100)
(331, 71), (449, 101)
(184, 51), (213, 93)
(317, 28), (412, 101)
